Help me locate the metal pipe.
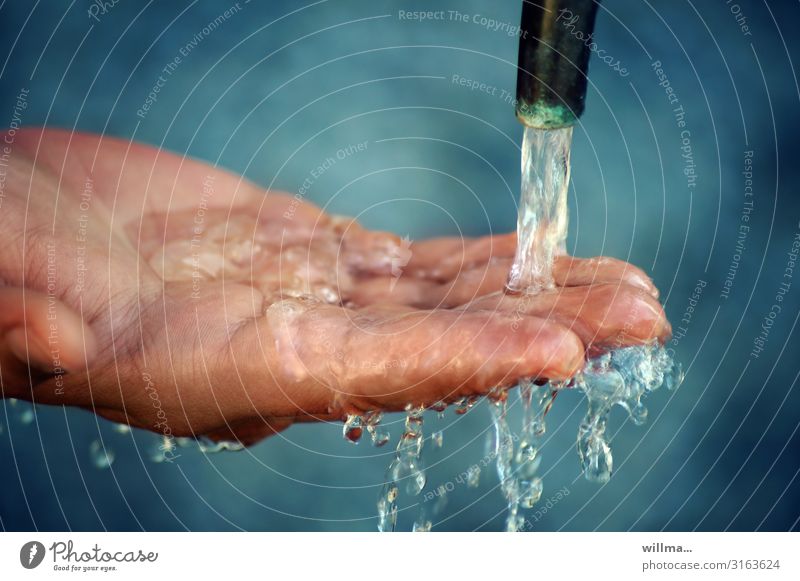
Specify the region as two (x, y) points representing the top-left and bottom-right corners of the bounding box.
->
(516, 0), (600, 129)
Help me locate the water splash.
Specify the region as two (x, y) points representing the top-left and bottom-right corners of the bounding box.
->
(481, 345), (682, 530)
(574, 343), (683, 483)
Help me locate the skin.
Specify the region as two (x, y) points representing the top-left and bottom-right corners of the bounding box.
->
(0, 128), (670, 445)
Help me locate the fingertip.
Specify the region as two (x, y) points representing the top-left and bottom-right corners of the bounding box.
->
(508, 316), (585, 381)
(51, 302), (98, 372)
(6, 313), (96, 374)
(6, 327), (53, 371)
(621, 264), (659, 299)
(635, 289), (671, 343)
(660, 317), (673, 343)
(554, 256), (659, 299)
(560, 329), (586, 377)
(1, 287), (97, 373)
(605, 285), (670, 346)
(541, 323), (584, 379)
(606, 257), (659, 299)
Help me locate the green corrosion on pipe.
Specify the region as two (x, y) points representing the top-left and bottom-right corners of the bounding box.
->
(516, 0), (600, 129)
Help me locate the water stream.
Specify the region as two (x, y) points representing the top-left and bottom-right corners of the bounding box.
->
(507, 126), (573, 292)
(373, 126), (683, 531)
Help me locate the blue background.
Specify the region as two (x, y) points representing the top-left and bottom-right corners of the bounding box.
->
(1, 0), (799, 531)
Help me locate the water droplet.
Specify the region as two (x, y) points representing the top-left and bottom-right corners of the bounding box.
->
(488, 386), (508, 402)
(548, 379), (570, 390)
(490, 400), (515, 490)
(377, 406), (427, 530)
(113, 423), (131, 434)
(19, 409), (34, 425)
(162, 436), (176, 453)
(406, 467), (426, 496)
(578, 423), (612, 483)
(365, 330), (680, 529)
(505, 513), (525, 532)
(197, 438), (244, 453)
(516, 440), (541, 479)
(343, 414), (363, 444)
(377, 484), (399, 532)
(572, 344), (681, 483)
(412, 519), (432, 532)
(89, 440), (114, 469)
(453, 395), (479, 415)
(430, 400), (447, 415)
(364, 411), (390, 447)
(369, 430), (390, 447)
(519, 477), (543, 509)
(665, 362), (685, 391)
(150, 436), (176, 462)
(466, 465), (481, 488)
(316, 285), (340, 304)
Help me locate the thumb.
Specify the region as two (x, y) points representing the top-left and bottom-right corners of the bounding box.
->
(0, 287), (97, 396)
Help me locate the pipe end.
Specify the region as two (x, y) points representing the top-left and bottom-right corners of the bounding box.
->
(516, 101), (578, 129)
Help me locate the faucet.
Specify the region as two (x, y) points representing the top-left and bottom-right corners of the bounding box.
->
(516, 0), (600, 129)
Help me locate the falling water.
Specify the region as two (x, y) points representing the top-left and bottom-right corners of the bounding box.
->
(377, 405), (426, 532)
(573, 343), (683, 483)
(493, 126), (683, 530)
(366, 126), (683, 531)
(507, 127), (573, 292)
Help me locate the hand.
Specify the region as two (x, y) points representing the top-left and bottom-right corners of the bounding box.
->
(0, 128), (669, 445)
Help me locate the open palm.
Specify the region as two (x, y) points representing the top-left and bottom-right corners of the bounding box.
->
(0, 128), (669, 445)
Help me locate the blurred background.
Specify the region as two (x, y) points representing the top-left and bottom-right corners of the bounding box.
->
(1, 0), (799, 531)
